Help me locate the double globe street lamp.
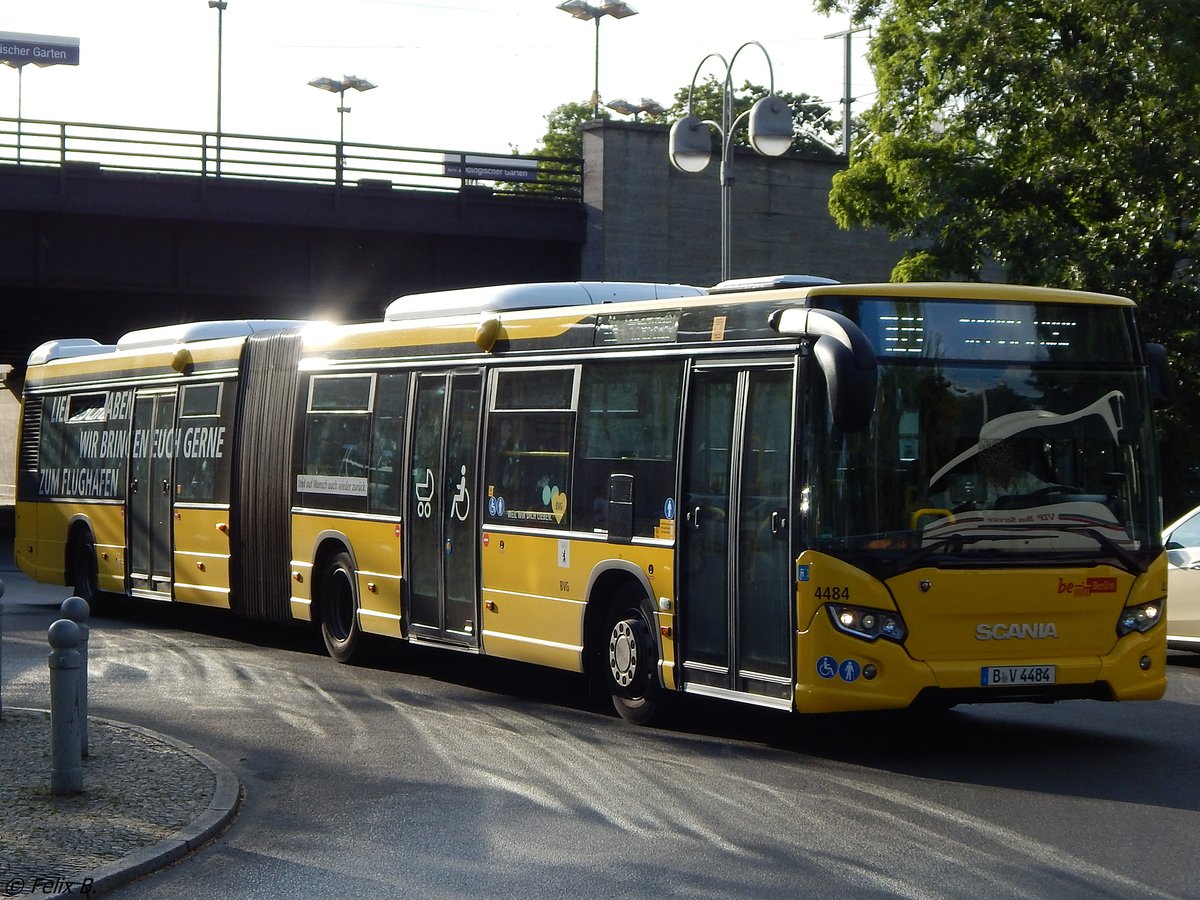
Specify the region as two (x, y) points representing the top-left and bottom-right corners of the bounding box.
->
(668, 41), (794, 282)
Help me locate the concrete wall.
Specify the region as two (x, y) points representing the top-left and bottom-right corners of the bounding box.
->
(580, 120), (904, 286)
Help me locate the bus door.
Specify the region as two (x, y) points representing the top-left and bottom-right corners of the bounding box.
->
(679, 363), (795, 707)
(128, 390), (177, 597)
(406, 371), (482, 646)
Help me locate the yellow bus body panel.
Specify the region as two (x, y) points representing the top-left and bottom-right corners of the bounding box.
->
(172, 506), (232, 608)
(290, 513), (403, 636)
(15, 500), (126, 592)
(793, 552), (1167, 713)
(480, 530), (675, 680)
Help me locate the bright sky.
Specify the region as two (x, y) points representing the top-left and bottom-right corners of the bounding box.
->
(2, 0), (874, 155)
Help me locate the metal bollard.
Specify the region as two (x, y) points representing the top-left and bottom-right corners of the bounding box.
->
(60, 596), (90, 758)
(48, 618), (84, 795)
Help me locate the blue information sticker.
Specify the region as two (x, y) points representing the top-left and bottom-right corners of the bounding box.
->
(839, 659), (861, 682)
(816, 656), (838, 679)
(664, 497), (676, 520)
(796, 564), (810, 582)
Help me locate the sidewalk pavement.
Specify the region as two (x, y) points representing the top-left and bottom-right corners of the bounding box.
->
(0, 548), (242, 898)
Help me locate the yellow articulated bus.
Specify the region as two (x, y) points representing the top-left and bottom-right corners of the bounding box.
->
(15, 276), (1173, 722)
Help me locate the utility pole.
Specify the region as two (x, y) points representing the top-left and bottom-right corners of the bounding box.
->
(824, 26), (869, 159)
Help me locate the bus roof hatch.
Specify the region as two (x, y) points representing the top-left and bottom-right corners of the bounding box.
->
(385, 281), (705, 321)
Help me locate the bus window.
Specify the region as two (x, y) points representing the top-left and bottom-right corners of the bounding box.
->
(574, 361), (683, 537)
(485, 367), (576, 528)
(369, 372), (407, 514)
(299, 373), (374, 510)
(177, 383), (229, 502)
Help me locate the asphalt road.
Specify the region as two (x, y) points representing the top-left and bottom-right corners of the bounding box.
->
(4, 576), (1200, 899)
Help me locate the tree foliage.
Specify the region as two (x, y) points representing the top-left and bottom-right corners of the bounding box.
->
(816, 0), (1200, 513)
(511, 101), (607, 194)
(528, 101), (610, 160)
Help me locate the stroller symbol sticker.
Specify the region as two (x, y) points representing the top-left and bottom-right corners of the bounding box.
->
(415, 468), (434, 518)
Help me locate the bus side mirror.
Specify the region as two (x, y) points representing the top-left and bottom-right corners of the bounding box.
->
(769, 307), (878, 432)
(1145, 342), (1175, 409)
(607, 473), (634, 543)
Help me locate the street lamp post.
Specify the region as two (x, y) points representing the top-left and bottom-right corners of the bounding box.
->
(668, 42), (794, 283)
(556, 1), (638, 119)
(208, 0), (227, 174)
(308, 75), (377, 184)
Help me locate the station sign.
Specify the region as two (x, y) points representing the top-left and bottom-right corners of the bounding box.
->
(0, 32), (81, 68)
(443, 153), (539, 183)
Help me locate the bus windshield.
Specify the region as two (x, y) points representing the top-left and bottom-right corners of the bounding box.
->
(806, 296), (1162, 577)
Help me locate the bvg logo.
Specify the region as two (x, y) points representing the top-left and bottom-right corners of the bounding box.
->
(1057, 577), (1118, 596)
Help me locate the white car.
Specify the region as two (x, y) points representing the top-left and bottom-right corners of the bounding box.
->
(1164, 505), (1200, 651)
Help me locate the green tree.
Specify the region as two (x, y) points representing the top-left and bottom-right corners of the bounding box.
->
(510, 101), (608, 195)
(528, 100), (610, 160)
(816, 0), (1200, 513)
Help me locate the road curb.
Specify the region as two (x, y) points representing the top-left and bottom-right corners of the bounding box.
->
(8, 710), (245, 899)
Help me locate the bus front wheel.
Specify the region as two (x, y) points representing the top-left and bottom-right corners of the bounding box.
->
(319, 551), (363, 664)
(604, 602), (663, 725)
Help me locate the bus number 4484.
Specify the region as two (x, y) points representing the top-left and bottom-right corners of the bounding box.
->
(814, 586), (850, 601)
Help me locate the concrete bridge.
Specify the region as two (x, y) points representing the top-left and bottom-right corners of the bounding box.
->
(0, 117), (586, 365)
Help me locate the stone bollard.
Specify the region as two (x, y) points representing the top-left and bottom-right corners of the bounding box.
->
(61, 596), (91, 758)
(48, 618), (84, 795)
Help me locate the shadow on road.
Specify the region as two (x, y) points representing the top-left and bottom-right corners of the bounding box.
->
(42, 595), (1200, 817)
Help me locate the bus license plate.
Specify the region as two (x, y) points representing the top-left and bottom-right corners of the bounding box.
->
(981, 665), (1056, 686)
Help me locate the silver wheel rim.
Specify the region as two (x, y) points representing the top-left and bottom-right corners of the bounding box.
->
(609, 619), (638, 688)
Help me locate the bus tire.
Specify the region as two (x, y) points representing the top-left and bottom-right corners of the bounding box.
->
(603, 599), (663, 725)
(68, 531), (109, 615)
(318, 551), (363, 664)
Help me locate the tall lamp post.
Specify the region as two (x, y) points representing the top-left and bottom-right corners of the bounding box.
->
(556, 1), (638, 118)
(208, 0), (227, 173)
(668, 42), (794, 282)
(308, 75), (377, 182)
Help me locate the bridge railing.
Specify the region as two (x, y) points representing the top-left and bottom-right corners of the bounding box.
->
(0, 117), (583, 200)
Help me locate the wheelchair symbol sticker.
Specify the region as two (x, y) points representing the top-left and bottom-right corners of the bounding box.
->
(451, 464), (470, 521)
(817, 656), (861, 682)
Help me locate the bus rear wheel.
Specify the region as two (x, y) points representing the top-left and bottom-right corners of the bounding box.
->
(68, 532), (110, 615)
(604, 602), (663, 725)
(319, 551), (364, 664)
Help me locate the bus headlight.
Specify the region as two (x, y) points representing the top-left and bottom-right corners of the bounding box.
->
(827, 604), (907, 643)
(1116, 599), (1163, 637)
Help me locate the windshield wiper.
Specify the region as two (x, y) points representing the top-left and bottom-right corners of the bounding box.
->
(879, 532), (1055, 580)
(988, 523), (1147, 574)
